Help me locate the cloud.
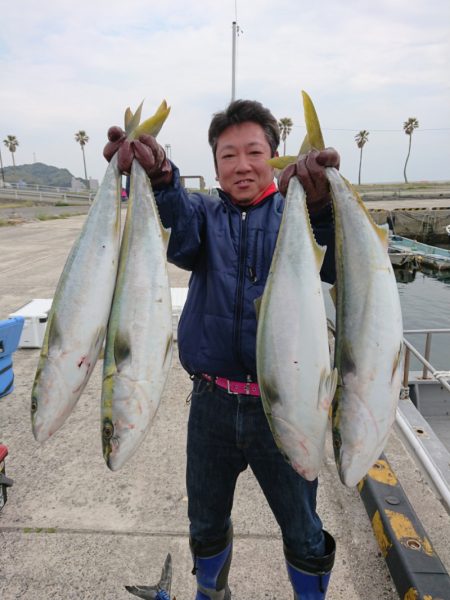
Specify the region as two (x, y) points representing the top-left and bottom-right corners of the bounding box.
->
(1, 0), (449, 186)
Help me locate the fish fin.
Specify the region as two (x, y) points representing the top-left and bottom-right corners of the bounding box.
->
(126, 100), (144, 137)
(124, 553), (172, 599)
(133, 101), (171, 139)
(299, 133), (312, 155)
(267, 155), (297, 169)
(318, 368), (338, 411)
(302, 90), (325, 151)
(329, 285), (337, 308)
(124, 107), (134, 132)
(161, 224), (171, 250)
(313, 241), (327, 272)
(254, 296), (262, 320)
(374, 222), (390, 250)
(124, 585), (159, 599)
(158, 553), (172, 595)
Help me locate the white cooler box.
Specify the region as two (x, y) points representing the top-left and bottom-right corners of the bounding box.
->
(8, 290), (187, 349)
(8, 299), (53, 348)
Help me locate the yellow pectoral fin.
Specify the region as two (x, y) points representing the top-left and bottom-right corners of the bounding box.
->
(126, 100), (144, 136)
(267, 155), (297, 169)
(302, 90), (325, 151)
(124, 107), (133, 131)
(299, 134), (313, 155)
(133, 101), (171, 139)
(318, 368), (338, 411)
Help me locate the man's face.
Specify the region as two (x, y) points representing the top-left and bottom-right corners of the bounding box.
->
(215, 122), (275, 206)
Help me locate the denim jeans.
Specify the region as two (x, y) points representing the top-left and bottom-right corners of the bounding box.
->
(186, 378), (326, 560)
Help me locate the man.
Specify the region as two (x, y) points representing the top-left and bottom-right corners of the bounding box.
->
(106, 99), (339, 600)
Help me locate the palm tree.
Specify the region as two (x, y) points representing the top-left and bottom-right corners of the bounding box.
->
(278, 117), (293, 156)
(74, 130), (89, 184)
(0, 148), (5, 184)
(3, 135), (19, 174)
(354, 130), (369, 185)
(403, 117), (419, 183)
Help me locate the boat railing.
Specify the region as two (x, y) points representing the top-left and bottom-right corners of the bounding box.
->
(402, 328), (450, 395)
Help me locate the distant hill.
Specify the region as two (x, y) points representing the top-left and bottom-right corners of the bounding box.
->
(1, 163), (86, 188)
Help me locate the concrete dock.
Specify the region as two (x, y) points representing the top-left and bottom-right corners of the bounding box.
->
(1, 214), (449, 599)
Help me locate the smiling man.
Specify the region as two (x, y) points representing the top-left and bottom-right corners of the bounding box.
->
(106, 99), (340, 599)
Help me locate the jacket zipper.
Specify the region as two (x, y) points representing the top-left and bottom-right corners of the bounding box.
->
(233, 210), (248, 365)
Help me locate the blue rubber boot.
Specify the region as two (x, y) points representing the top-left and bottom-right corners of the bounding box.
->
(285, 531), (336, 599)
(190, 526), (233, 600)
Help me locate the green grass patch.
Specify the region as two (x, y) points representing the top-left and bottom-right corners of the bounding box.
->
(0, 201), (34, 209)
(36, 213), (74, 221)
(23, 527), (57, 534)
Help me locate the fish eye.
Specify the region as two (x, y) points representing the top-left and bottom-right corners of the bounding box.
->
(102, 421), (114, 441)
(31, 398), (38, 413)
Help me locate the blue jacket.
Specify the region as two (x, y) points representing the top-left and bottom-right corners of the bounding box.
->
(155, 166), (335, 381)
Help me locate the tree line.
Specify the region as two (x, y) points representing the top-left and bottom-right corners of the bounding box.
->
(278, 117), (420, 184)
(2, 120), (420, 186)
(1, 131), (90, 186)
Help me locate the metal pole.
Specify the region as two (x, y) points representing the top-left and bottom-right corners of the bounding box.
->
(231, 21), (237, 101)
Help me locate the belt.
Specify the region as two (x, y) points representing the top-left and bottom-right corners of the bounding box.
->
(201, 374), (260, 396)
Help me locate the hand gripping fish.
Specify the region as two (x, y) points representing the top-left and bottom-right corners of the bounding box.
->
(31, 155), (122, 442)
(256, 176), (337, 480)
(101, 157), (173, 471)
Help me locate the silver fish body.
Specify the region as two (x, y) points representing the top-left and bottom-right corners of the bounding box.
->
(102, 160), (173, 471)
(328, 168), (404, 487)
(256, 177), (337, 481)
(31, 156), (122, 442)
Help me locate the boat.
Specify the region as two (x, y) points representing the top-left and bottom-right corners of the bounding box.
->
(389, 234), (450, 272)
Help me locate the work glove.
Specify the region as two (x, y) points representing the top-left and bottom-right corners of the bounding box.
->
(278, 148), (340, 215)
(103, 128), (173, 188)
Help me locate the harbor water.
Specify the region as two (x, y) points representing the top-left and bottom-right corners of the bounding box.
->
(396, 266), (450, 372)
(323, 244), (450, 374)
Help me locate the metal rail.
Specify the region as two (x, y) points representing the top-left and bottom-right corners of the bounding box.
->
(0, 187), (93, 203)
(402, 328), (450, 393)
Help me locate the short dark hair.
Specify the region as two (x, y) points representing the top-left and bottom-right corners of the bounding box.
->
(208, 99), (280, 166)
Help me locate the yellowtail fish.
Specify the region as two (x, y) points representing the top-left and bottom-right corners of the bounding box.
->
(101, 160), (173, 471)
(328, 169), (403, 486)
(256, 176), (337, 480)
(31, 156), (122, 441)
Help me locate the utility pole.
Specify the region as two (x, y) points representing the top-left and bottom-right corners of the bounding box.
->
(231, 21), (237, 101)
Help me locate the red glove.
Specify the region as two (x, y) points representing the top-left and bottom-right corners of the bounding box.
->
(103, 128), (173, 188)
(278, 148), (340, 214)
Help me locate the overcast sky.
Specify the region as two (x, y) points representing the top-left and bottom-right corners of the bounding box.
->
(1, 0), (449, 188)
